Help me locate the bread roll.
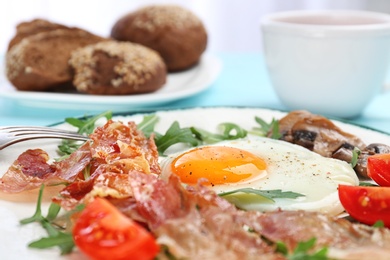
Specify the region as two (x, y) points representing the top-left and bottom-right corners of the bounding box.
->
(111, 5), (207, 72)
(6, 28), (106, 91)
(7, 19), (69, 51)
(69, 41), (167, 95)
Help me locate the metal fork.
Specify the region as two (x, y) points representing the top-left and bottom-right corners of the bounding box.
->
(0, 126), (89, 150)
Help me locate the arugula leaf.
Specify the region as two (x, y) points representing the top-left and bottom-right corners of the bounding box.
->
(57, 111), (113, 157)
(276, 241), (289, 255)
(373, 220), (385, 228)
(28, 232), (74, 254)
(254, 116), (272, 135)
(252, 117), (282, 139)
(155, 121), (199, 154)
(20, 184), (76, 254)
(191, 123), (247, 144)
(57, 113), (251, 156)
(65, 110), (112, 135)
(57, 141), (82, 157)
(218, 123), (248, 140)
(277, 238), (329, 260)
(219, 188), (304, 202)
(359, 181), (378, 187)
(20, 184), (45, 224)
(269, 119), (282, 140)
(46, 202), (61, 222)
(29, 220), (74, 254)
(350, 147), (361, 168)
(137, 114), (160, 138)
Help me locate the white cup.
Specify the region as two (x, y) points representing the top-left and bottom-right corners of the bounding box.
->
(261, 10), (390, 118)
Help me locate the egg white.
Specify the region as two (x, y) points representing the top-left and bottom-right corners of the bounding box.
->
(160, 135), (358, 216)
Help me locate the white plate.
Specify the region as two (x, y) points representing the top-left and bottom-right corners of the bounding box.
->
(0, 54), (222, 112)
(1, 107), (390, 258)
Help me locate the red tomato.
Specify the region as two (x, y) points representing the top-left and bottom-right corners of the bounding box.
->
(338, 184), (390, 227)
(367, 153), (390, 186)
(73, 197), (159, 260)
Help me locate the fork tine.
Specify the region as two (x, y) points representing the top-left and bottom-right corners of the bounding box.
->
(0, 126), (80, 134)
(0, 126), (89, 150)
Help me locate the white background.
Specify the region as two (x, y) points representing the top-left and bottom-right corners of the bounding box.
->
(1, 0), (390, 54)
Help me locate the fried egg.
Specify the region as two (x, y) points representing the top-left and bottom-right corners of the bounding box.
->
(160, 136), (358, 216)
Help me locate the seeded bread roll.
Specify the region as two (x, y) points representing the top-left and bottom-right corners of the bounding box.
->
(6, 29), (106, 91)
(69, 41), (167, 95)
(7, 19), (69, 51)
(111, 5), (207, 72)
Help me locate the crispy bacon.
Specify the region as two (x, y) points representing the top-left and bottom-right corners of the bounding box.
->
(53, 120), (161, 209)
(0, 120), (160, 199)
(127, 172), (283, 259)
(89, 120), (160, 175)
(54, 141), (92, 181)
(124, 171), (390, 259)
(129, 172), (192, 229)
(0, 149), (58, 193)
(242, 210), (390, 260)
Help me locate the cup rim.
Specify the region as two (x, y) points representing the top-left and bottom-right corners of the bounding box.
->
(261, 10), (390, 35)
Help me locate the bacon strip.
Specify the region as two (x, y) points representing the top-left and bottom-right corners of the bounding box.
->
(243, 210), (390, 260)
(0, 120), (160, 200)
(125, 172), (390, 259)
(54, 142), (92, 181)
(128, 172), (283, 260)
(89, 120), (160, 176)
(0, 149), (57, 193)
(54, 120), (161, 209)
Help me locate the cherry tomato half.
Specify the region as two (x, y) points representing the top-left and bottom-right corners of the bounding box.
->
(73, 197), (159, 260)
(338, 184), (390, 227)
(367, 153), (390, 187)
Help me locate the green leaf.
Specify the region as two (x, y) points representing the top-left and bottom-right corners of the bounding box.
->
(252, 117), (282, 139)
(20, 184), (45, 224)
(254, 116), (272, 135)
(46, 203), (61, 222)
(19, 184), (76, 255)
(137, 114), (159, 138)
(58, 111), (112, 157)
(219, 188), (304, 202)
(276, 241), (288, 255)
(290, 238), (328, 260)
(57, 141), (81, 157)
(28, 225), (74, 255)
(277, 238), (329, 260)
(65, 110), (112, 135)
(190, 127), (224, 144)
(350, 147), (361, 168)
(190, 123), (247, 144)
(155, 121), (199, 154)
(218, 123), (247, 140)
(373, 220), (385, 228)
(294, 237), (317, 253)
(359, 181), (378, 187)
(269, 119), (282, 139)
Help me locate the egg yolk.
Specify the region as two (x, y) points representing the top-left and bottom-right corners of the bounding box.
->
(170, 146), (267, 186)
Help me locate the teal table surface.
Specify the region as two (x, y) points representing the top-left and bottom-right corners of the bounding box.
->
(1, 52), (390, 133)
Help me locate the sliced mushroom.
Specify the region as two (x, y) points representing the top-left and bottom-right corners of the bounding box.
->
(272, 110), (366, 157)
(331, 143), (355, 163)
(269, 110), (390, 178)
(355, 143), (390, 178)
